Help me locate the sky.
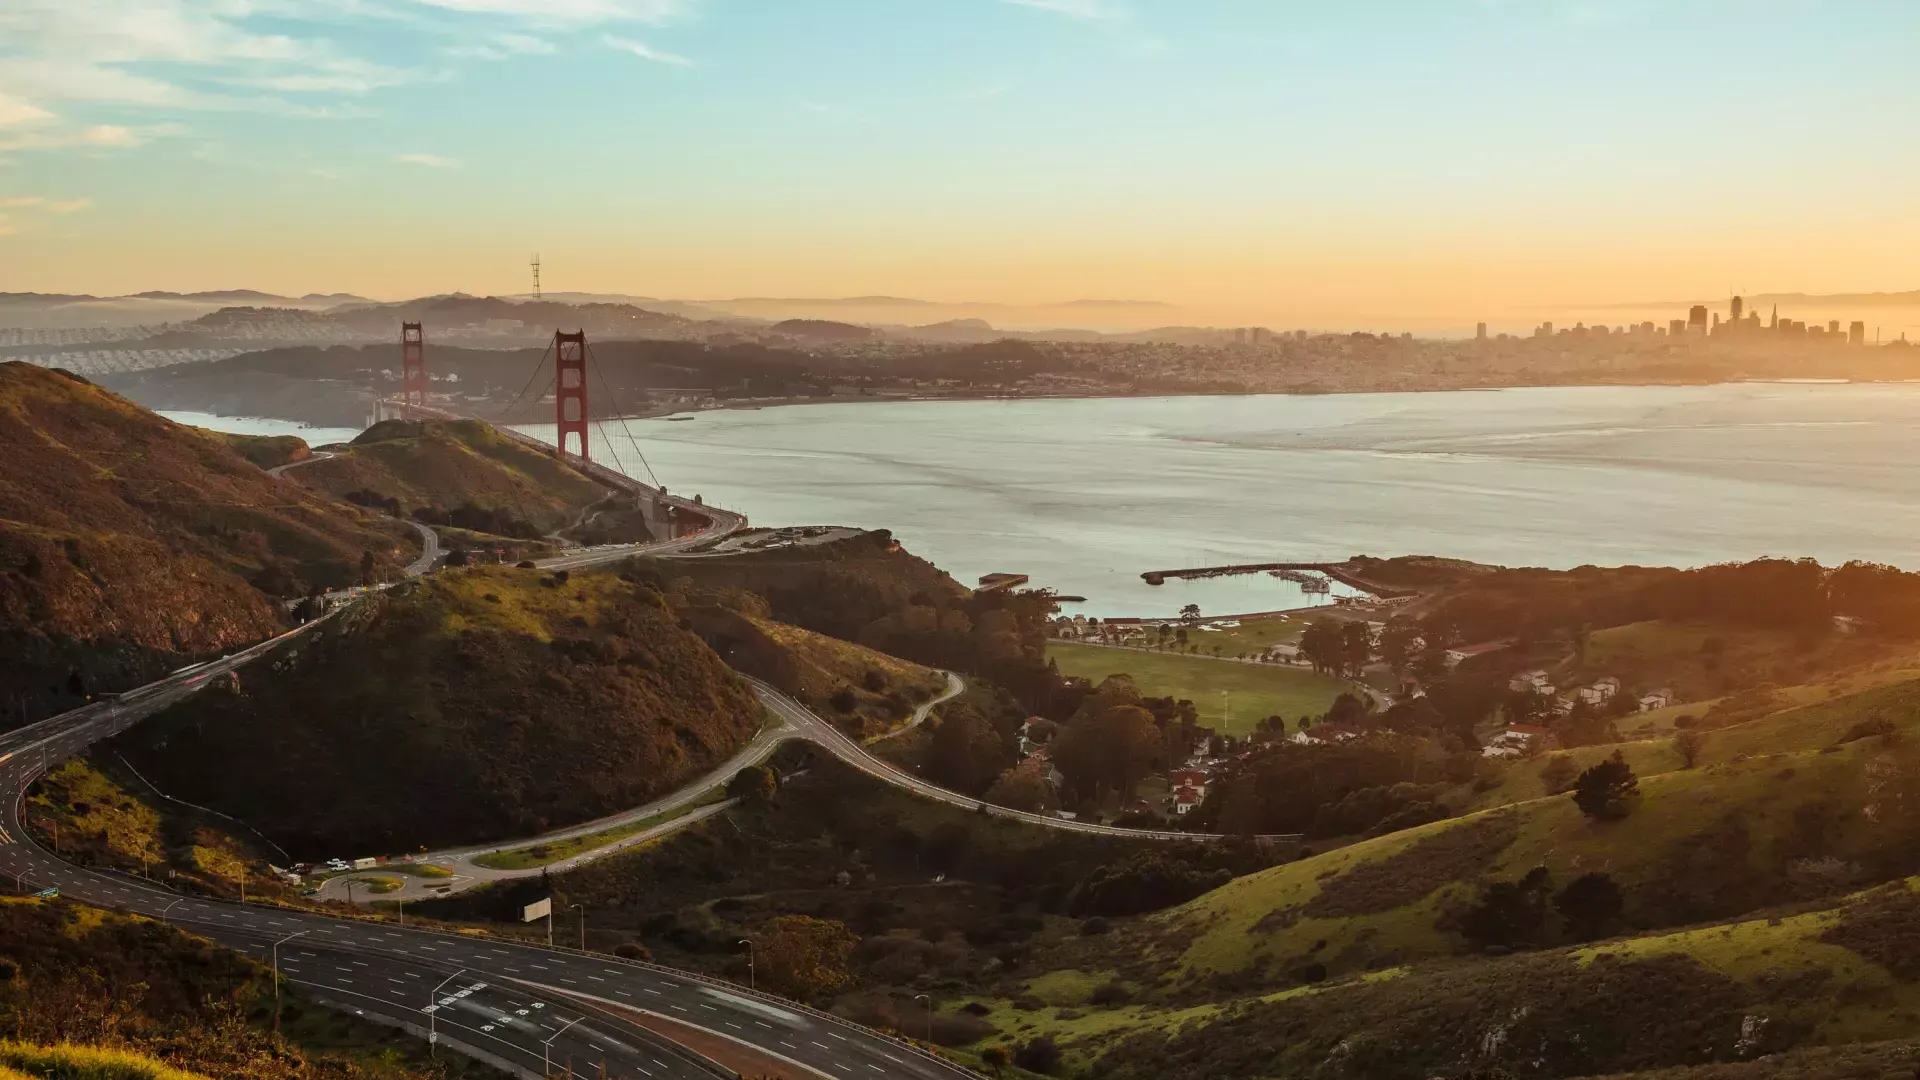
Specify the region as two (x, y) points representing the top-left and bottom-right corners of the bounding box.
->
(1, 0), (1917, 327)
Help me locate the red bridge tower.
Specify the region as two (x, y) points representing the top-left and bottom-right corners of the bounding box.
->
(554, 330), (589, 461)
(400, 322), (426, 410)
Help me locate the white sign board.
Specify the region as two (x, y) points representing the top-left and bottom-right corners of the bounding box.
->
(522, 897), (552, 922)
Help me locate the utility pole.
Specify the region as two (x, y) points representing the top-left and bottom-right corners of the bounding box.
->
(915, 993), (934, 1045)
(543, 1016), (582, 1077)
(429, 969), (466, 1058)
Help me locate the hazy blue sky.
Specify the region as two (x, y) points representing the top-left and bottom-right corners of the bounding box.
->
(2, 1), (1915, 322)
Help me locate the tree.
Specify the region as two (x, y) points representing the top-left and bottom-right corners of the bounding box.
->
(1571, 750), (1639, 819)
(359, 549), (376, 585)
(1052, 704), (1161, 799)
(1340, 620), (1373, 676)
(980, 1046), (1011, 1078)
(983, 766), (1053, 813)
(1179, 603), (1202, 625)
(1378, 621), (1422, 674)
(728, 764), (778, 803)
(1674, 729), (1705, 769)
(928, 704), (1011, 795)
(1538, 754), (1577, 796)
(1299, 617), (1345, 675)
(1458, 866), (1553, 949)
(754, 915), (858, 999)
(1323, 692), (1370, 730)
(1555, 872), (1624, 940)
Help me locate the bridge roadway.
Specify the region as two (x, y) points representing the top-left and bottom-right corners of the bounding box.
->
(0, 658), (973, 1080)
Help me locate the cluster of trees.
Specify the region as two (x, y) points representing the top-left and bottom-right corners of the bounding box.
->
(1454, 866), (1626, 948)
(1064, 851), (1234, 916)
(1193, 731), (1475, 837)
(1298, 617), (1374, 677)
(1043, 677), (1205, 807)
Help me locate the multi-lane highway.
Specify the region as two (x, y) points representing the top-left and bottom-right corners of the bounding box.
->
(0, 649), (973, 1080)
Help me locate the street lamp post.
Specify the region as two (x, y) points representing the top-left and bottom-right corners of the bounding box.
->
(159, 899), (183, 924)
(272, 930), (307, 1034)
(738, 938), (755, 992)
(569, 903), (585, 950)
(543, 1016), (583, 1077)
(428, 968), (467, 1059)
(914, 993), (933, 1046)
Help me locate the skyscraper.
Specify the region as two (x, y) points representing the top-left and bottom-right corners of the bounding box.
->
(1850, 321), (1867, 345)
(1730, 295), (1744, 323)
(1688, 305), (1709, 336)
(1476, 322), (1487, 340)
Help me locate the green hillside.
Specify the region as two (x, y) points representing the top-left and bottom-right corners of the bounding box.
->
(0, 362), (416, 726)
(680, 602), (948, 738)
(0, 897), (484, 1080)
(289, 418), (638, 539)
(111, 565), (766, 859)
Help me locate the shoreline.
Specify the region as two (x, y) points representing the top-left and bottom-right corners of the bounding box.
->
(587, 375), (1920, 424)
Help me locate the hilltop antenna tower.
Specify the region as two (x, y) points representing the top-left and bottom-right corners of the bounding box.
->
(554, 330), (589, 461)
(400, 322), (426, 411)
(531, 253), (542, 301)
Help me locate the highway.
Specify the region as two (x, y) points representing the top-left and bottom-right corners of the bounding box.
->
(0, 661), (973, 1080)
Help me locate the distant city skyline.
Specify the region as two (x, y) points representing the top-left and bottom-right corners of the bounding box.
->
(2, 2), (1917, 324)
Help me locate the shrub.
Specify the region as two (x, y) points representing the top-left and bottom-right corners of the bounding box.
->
(1079, 917), (1112, 936)
(1014, 1035), (1062, 1075)
(612, 941), (651, 961)
(1089, 981), (1132, 1006)
(1571, 751), (1639, 820)
(1838, 717), (1897, 744)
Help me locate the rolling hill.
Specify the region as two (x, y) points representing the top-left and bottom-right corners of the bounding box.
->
(283, 418), (640, 540)
(0, 361), (416, 725)
(110, 565), (766, 859)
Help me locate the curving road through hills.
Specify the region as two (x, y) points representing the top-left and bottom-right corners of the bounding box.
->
(0, 515), (974, 1078)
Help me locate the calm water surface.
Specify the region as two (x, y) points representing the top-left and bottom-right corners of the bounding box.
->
(177, 385), (1920, 619)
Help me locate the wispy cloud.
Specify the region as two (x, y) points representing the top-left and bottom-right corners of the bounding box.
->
(395, 152), (458, 167)
(0, 123), (157, 152)
(0, 192), (91, 238)
(601, 33), (693, 66)
(0, 94), (55, 127)
(0, 0), (701, 159)
(1001, 0), (1119, 19)
(412, 0), (695, 21)
(444, 32), (557, 60)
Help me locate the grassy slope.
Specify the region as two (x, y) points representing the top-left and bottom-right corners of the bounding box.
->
(112, 565), (765, 859)
(0, 363), (415, 720)
(1046, 641), (1349, 733)
(941, 672), (1920, 1075)
(1567, 618), (1905, 706)
(0, 897), (486, 1080)
(684, 605), (947, 738)
(210, 431), (311, 471)
(1071, 877), (1920, 1080)
(289, 419), (612, 535)
(25, 756), (284, 901)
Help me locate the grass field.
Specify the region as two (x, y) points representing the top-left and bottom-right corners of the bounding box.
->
(1046, 641), (1350, 733)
